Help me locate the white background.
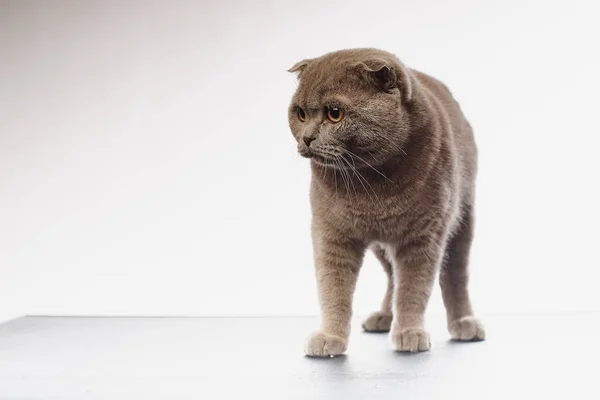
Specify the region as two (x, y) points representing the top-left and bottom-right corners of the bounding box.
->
(1, 0), (599, 323)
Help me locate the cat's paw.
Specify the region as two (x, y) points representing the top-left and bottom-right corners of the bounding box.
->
(449, 316), (486, 341)
(362, 311), (393, 332)
(304, 331), (347, 357)
(391, 327), (431, 352)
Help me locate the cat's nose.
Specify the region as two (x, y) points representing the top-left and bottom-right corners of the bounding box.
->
(303, 136), (315, 147)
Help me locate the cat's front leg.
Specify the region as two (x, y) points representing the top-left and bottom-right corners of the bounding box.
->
(305, 228), (365, 357)
(390, 239), (444, 352)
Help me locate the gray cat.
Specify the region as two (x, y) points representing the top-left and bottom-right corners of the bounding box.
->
(287, 48), (485, 357)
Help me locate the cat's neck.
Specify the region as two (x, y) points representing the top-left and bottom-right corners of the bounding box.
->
(310, 122), (443, 197)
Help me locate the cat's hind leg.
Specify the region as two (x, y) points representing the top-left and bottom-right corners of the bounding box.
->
(440, 205), (486, 341)
(362, 245), (394, 332)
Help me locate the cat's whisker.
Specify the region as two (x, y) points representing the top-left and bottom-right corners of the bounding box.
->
(352, 156), (385, 204)
(326, 157), (339, 197)
(335, 156), (352, 200)
(342, 148), (394, 183)
(340, 155), (372, 203)
(320, 158), (327, 180)
(340, 154), (382, 206)
(342, 161), (353, 200)
(343, 157), (358, 198)
(333, 158), (338, 196)
(341, 156), (358, 199)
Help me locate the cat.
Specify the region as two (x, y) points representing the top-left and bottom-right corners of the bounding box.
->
(287, 48), (485, 357)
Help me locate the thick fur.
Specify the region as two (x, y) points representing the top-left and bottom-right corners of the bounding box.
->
(288, 48), (485, 357)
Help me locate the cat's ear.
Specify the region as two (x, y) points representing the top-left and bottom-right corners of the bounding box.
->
(357, 60), (413, 102)
(288, 59), (311, 76)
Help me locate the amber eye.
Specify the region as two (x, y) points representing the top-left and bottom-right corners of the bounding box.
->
(327, 106), (344, 123)
(297, 107), (306, 122)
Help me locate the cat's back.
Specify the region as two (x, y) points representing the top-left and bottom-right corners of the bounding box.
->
(411, 69), (471, 138)
(411, 69), (477, 201)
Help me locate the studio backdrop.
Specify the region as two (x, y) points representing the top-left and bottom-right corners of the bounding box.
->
(1, 0), (598, 323)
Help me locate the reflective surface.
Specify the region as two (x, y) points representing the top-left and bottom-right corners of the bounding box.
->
(0, 314), (598, 399)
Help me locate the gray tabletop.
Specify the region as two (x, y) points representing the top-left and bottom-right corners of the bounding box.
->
(0, 313), (598, 399)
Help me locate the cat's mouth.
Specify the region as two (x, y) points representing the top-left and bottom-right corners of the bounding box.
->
(311, 155), (337, 168)
(306, 151), (348, 169)
(298, 144), (350, 169)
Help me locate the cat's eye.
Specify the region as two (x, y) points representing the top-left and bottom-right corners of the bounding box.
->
(297, 107), (306, 122)
(327, 106), (344, 123)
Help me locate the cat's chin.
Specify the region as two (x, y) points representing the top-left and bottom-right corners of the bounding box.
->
(298, 150), (347, 170)
(310, 157), (345, 170)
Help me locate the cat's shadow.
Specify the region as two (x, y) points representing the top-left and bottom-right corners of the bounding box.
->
(304, 354), (348, 364)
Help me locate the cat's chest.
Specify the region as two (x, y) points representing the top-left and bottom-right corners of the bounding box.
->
(338, 197), (416, 238)
(314, 181), (457, 241)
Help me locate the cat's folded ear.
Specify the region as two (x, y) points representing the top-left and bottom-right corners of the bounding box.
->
(288, 59), (311, 77)
(356, 59), (413, 103)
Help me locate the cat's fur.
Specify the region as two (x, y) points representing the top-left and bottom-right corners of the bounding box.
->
(288, 48), (485, 356)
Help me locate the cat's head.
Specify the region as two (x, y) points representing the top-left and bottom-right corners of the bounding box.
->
(288, 48), (414, 170)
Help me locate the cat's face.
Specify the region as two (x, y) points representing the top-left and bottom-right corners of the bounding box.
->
(288, 49), (411, 170)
